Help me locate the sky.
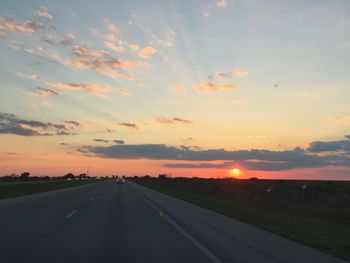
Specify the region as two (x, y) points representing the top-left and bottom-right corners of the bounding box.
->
(1, 0), (350, 180)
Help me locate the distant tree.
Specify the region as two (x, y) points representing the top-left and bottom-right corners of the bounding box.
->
(78, 173), (87, 180)
(19, 172), (30, 181)
(143, 175), (151, 179)
(64, 173), (75, 180)
(158, 174), (167, 179)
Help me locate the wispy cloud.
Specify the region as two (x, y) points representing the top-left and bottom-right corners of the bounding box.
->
(170, 86), (187, 94)
(0, 17), (42, 34)
(104, 41), (124, 53)
(35, 8), (53, 20)
(216, 68), (248, 79)
(46, 82), (112, 97)
(216, 0), (228, 8)
(195, 81), (236, 91)
(93, 138), (109, 143)
(32, 87), (59, 97)
(138, 46), (157, 59)
(119, 122), (138, 130)
(117, 88), (132, 96)
(156, 117), (193, 125)
(114, 139), (125, 145)
(16, 72), (38, 80)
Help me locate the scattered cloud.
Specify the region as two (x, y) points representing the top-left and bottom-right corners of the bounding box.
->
(130, 44), (140, 51)
(233, 68), (248, 77)
(156, 117), (193, 125)
(114, 140), (125, 145)
(195, 81), (236, 91)
(0, 17), (42, 34)
(16, 72), (38, 80)
(46, 82), (112, 97)
(0, 113), (78, 136)
(216, 0), (228, 8)
(93, 138), (109, 143)
(117, 88), (132, 96)
(59, 34), (75, 46)
(119, 122), (138, 130)
(152, 29), (176, 48)
(35, 8), (53, 20)
(32, 87), (59, 97)
(104, 41), (124, 53)
(138, 46), (157, 59)
(171, 86), (187, 94)
(216, 68), (248, 79)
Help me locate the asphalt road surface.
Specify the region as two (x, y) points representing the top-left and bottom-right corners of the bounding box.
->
(0, 180), (346, 263)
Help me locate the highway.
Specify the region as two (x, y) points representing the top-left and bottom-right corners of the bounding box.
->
(0, 180), (346, 263)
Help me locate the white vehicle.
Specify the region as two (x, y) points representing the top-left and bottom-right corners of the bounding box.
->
(116, 176), (125, 184)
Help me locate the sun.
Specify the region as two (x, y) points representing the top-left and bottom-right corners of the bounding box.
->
(230, 168), (241, 177)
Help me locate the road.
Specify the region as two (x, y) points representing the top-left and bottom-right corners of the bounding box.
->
(0, 180), (346, 263)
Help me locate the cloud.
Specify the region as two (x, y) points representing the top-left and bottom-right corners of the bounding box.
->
(195, 81), (236, 91)
(46, 82), (112, 97)
(117, 88), (132, 96)
(72, 45), (107, 58)
(152, 29), (176, 48)
(156, 117), (193, 125)
(119, 123), (138, 130)
(35, 8), (53, 20)
(308, 136), (350, 153)
(114, 140), (125, 145)
(138, 46), (157, 59)
(0, 113), (79, 136)
(171, 86), (187, 94)
(106, 20), (118, 33)
(33, 87), (59, 97)
(216, 0), (228, 8)
(64, 120), (81, 127)
(16, 72), (38, 80)
(104, 41), (124, 53)
(216, 68), (248, 79)
(91, 28), (116, 41)
(80, 142), (350, 171)
(0, 17), (42, 34)
(59, 34), (75, 46)
(130, 44), (140, 51)
(233, 68), (248, 77)
(93, 139), (109, 143)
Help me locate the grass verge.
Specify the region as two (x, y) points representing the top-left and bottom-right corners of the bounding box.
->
(0, 179), (102, 199)
(133, 179), (350, 262)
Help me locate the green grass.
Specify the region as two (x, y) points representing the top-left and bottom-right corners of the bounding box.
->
(0, 179), (102, 199)
(134, 180), (350, 262)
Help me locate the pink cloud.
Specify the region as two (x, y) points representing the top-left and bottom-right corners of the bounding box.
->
(138, 46), (157, 59)
(195, 81), (236, 91)
(46, 82), (112, 97)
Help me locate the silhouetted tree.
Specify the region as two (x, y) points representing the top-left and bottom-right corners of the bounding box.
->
(64, 173), (75, 180)
(78, 173), (87, 179)
(19, 172), (30, 181)
(158, 174), (167, 179)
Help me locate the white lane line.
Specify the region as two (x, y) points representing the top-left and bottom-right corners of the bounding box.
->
(65, 210), (77, 219)
(132, 188), (223, 263)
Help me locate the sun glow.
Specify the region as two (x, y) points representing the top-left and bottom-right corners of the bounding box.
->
(230, 168), (241, 177)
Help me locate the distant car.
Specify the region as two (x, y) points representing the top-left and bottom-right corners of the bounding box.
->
(116, 176), (125, 184)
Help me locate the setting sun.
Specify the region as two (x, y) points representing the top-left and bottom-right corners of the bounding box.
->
(231, 168), (241, 177)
